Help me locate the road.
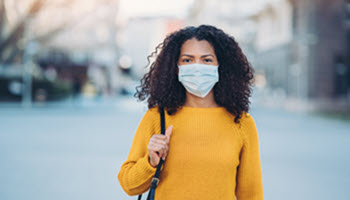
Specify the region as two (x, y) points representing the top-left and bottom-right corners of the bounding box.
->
(0, 97), (349, 200)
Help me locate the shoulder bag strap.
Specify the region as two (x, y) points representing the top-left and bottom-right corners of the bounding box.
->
(138, 107), (165, 200)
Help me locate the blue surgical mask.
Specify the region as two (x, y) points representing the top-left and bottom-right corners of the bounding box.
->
(178, 63), (219, 98)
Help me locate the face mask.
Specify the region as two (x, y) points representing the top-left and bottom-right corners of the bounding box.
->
(178, 63), (219, 98)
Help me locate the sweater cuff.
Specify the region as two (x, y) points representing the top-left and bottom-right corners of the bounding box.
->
(139, 152), (164, 176)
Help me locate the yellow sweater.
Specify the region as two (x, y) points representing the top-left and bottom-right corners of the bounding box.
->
(118, 106), (264, 200)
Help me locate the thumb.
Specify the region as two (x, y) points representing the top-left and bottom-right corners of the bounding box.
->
(165, 125), (173, 138)
(149, 151), (159, 159)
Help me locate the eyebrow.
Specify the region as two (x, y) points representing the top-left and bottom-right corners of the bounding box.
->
(180, 54), (215, 58)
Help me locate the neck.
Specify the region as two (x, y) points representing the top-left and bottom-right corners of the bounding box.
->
(183, 90), (220, 108)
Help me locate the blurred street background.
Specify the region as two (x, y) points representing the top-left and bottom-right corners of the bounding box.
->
(0, 0), (350, 199)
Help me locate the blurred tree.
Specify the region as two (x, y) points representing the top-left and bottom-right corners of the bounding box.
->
(0, 0), (76, 64)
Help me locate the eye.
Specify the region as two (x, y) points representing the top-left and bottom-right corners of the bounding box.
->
(182, 58), (191, 63)
(204, 58), (213, 62)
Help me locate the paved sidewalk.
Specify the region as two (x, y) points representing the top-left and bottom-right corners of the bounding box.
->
(0, 97), (349, 200)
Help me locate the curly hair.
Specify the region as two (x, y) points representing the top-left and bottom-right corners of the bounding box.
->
(134, 24), (255, 124)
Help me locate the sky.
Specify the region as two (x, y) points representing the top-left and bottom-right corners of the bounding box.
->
(118, 0), (195, 18)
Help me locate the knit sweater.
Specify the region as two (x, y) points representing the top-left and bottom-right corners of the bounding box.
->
(118, 105), (264, 200)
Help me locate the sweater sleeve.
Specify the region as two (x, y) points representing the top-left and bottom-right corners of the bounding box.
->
(235, 113), (264, 200)
(117, 108), (163, 196)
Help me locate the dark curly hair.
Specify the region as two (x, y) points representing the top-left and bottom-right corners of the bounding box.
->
(134, 24), (255, 124)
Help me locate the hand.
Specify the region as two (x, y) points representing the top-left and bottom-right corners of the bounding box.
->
(148, 125), (173, 168)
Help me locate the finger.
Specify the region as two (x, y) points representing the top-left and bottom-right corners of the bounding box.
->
(166, 125), (173, 138)
(150, 144), (166, 158)
(150, 143), (164, 151)
(150, 139), (166, 148)
(149, 151), (159, 159)
(162, 145), (169, 160)
(148, 152), (160, 167)
(153, 134), (167, 140)
(149, 141), (167, 151)
(163, 152), (168, 160)
(165, 125), (173, 143)
(152, 136), (167, 144)
(161, 144), (168, 158)
(151, 139), (167, 146)
(162, 147), (169, 160)
(148, 146), (162, 158)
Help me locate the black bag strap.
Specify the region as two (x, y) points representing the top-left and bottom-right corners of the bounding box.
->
(138, 107), (165, 200)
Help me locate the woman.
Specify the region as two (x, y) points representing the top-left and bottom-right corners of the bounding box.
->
(118, 25), (264, 200)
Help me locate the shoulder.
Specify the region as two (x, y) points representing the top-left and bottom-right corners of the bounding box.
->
(238, 111), (258, 140)
(135, 106), (161, 137)
(142, 106), (160, 121)
(240, 111), (255, 126)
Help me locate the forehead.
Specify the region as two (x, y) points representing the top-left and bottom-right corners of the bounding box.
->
(180, 38), (215, 55)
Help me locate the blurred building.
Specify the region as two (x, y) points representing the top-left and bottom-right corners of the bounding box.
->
(115, 17), (185, 79)
(113, 16), (185, 95)
(0, 0), (123, 101)
(249, 0), (293, 106)
(187, 0), (294, 104)
(346, 2), (350, 96)
(2, 0), (349, 110)
(290, 0), (349, 110)
(37, 0), (120, 96)
(114, 0), (187, 94)
(188, 0), (350, 112)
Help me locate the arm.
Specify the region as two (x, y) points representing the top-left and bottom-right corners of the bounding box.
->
(236, 113), (264, 200)
(117, 109), (162, 196)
